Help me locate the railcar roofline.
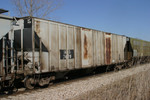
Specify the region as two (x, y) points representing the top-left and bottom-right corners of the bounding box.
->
(18, 16), (127, 37)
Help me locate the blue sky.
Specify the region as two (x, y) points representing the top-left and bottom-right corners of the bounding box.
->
(1, 0), (150, 41)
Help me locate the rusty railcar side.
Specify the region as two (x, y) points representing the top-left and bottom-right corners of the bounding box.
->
(34, 19), (82, 72)
(32, 17), (128, 72)
(0, 16), (130, 89)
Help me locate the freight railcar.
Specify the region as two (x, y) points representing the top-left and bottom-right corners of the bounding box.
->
(129, 38), (150, 63)
(0, 9), (15, 91)
(0, 14), (150, 90)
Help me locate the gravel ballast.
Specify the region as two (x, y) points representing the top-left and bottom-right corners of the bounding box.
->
(1, 63), (150, 100)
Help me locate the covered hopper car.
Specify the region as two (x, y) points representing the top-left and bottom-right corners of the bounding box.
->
(0, 14), (150, 90)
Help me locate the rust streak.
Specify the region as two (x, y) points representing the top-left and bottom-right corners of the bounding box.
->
(36, 21), (40, 34)
(82, 28), (91, 31)
(106, 33), (111, 35)
(84, 34), (88, 59)
(106, 38), (111, 64)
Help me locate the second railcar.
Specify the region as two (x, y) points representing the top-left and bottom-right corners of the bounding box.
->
(130, 38), (150, 57)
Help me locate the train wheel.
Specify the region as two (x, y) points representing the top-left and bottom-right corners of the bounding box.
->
(24, 77), (35, 90)
(114, 65), (122, 72)
(38, 78), (50, 87)
(114, 67), (119, 72)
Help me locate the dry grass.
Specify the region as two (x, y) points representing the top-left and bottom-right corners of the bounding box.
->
(72, 65), (150, 100)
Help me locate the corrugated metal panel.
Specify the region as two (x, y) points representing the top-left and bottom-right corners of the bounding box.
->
(75, 27), (81, 69)
(118, 36), (123, 61)
(123, 36), (127, 59)
(50, 23), (59, 71)
(92, 31), (105, 66)
(93, 30), (97, 66)
(99, 31), (105, 65)
(105, 33), (112, 65)
(35, 20), (56, 71)
(59, 25), (67, 70)
(81, 28), (93, 68)
(118, 36), (122, 61)
(112, 34), (118, 63)
(112, 35), (126, 63)
(35, 20), (49, 72)
(67, 26), (75, 69)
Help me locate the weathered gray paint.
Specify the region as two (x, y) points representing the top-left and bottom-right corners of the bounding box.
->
(0, 14), (13, 38)
(32, 18), (127, 72)
(0, 17), (127, 74)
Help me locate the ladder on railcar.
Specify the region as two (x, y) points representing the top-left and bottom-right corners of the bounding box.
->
(1, 35), (16, 79)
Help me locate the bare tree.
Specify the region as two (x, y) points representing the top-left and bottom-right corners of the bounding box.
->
(12, 0), (62, 18)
